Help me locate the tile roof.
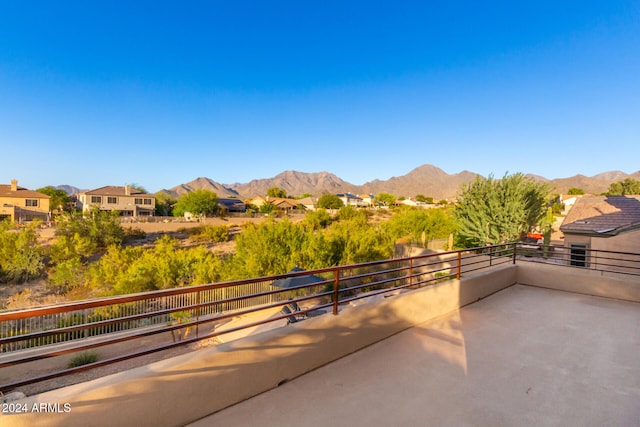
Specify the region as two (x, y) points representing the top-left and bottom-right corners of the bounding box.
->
(81, 186), (151, 196)
(0, 184), (50, 199)
(560, 195), (640, 236)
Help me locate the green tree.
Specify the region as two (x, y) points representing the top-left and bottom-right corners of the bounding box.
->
(415, 194), (434, 204)
(266, 186), (287, 198)
(567, 188), (584, 195)
(374, 193), (396, 207)
(454, 173), (549, 247)
(154, 192), (177, 216)
(126, 183), (148, 193)
(173, 190), (219, 218)
(385, 207), (457, 247)
(294, 193), (313, 199)
(259, 201), (275, 214)
(317, 194), (344, 210)
(607, 178), (640, 195)
(36, 186), (72, 212)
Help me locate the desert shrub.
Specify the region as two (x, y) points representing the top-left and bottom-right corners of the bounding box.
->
(124, 227), (147, 240)
(387, 207), (456, 243)
(335, 206), (368, 224)
(48, 256), (85, 294)
(55, 208), (124, 253)
(84, 235), (227, 294)
(302, 209), (333, 230)
(49, 233), (96, 265)
(434, 271), (456, 283)
(0, 222), (44, 283)
(68, 351), (98, 368)
(190, 225), (229, 243)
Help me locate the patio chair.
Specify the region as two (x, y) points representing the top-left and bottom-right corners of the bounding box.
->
(288, 300), (327, 318)
(280, 305), (299, 324)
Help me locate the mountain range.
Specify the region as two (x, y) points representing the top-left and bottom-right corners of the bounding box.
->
(154, 164), (640, 201)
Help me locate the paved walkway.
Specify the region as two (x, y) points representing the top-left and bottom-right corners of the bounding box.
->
(188, 285), (640, 427)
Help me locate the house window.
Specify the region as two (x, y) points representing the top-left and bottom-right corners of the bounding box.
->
(25, 199), (38, 207)
(570, 244), (588, 267)
(143, 198), (152, 205)
(91, 196), (102, 204)
(135, 198), (143, 205)
(107, 197), (117, 204)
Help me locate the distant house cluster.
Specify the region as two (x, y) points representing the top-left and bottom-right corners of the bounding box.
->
(0, 180), (157, 222)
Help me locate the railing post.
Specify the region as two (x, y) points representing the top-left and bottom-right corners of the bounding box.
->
(457, 251), (461, 280)
(489, 246), (493, 266)
(196, 290), (200, 338)
(409, 258), (414, 287)
(512, 242), (517, 264)
(332, 269), (340, 315)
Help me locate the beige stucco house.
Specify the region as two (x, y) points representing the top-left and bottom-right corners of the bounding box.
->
(0, 179), (51, 223)
(77, 185), (155, 217)
(296, 196), (318, 211)
(248, 196), (300, 212)
(560, 195), (640, 269)
(337, 193), (366, 207)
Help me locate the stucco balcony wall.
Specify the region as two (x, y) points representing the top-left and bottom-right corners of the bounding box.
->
(517, 261), (640, 302)
(4, 265), (517, 427)
(4, 262), (639, 427)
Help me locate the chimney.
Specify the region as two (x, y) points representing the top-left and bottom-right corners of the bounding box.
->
(125, 185), (130, 196)
(10, 179), (17, 192)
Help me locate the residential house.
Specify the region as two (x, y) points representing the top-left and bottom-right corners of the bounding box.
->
(400, 198), (431, 208)
(560, 194), (582, 216)
(297, 196), (318, 211)
(0, 179), (51, 222)
(560, 195), (640, 268)
(218, 198), (246, 213)
(248, 196), (301, 213)
(337, 193), (366, 207)
(359, 194), (374, 206)
(77, 185), (155, 217)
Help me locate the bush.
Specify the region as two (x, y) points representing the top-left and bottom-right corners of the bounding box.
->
(55, 208), (124, 253)
(0, 222), (44, 283)
(124, 227), (147, 240)
(189, 225), (229, 243)
(68, 351), (99, 368)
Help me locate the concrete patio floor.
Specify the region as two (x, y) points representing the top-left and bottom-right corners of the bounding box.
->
(188, 285), (640, 427)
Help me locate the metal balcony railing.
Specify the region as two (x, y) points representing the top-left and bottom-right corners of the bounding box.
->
(1, 242), (639, 393)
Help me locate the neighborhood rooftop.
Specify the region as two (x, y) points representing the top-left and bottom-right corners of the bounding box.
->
(560, 195), (640, 235)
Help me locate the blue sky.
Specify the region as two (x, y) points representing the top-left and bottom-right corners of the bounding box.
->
(1, 1), (639, 193)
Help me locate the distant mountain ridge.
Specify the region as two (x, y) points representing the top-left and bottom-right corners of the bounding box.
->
(55, 185), (83, 195)
(158, 165), (640, 200)
(55, 165), (640, 199)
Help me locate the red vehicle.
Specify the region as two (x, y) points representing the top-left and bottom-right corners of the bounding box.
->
(520, 233), (544, 252)
(526, 232), (544, 243)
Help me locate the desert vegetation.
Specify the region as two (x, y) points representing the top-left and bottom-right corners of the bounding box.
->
(1, 173), (566, 308)
(0, 206), (457, 305)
